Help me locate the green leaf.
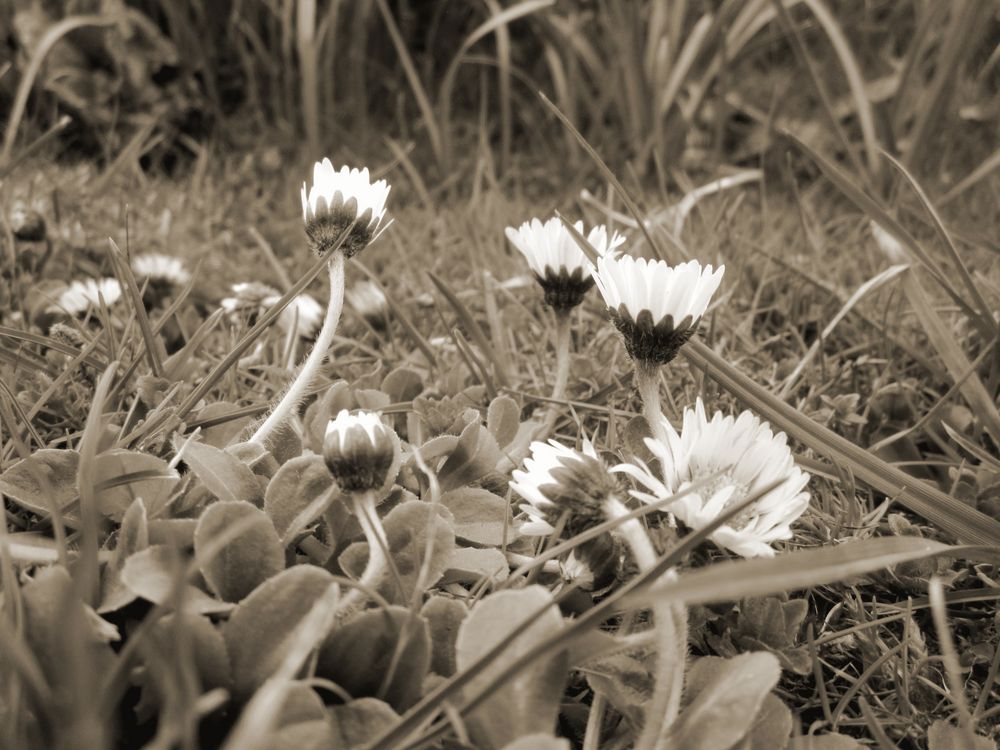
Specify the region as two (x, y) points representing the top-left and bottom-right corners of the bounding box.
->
(420, 596), (467, 677)
(263, 455), (337, 538)
(150, 613), (232, 694)
(0, 448), (79, 517)
(190, 401), (252, 449)
(381, 367), (424, 403)
(194, 501), (284, 603)
(582, 650), (654, 728)
(927, 720), (995, 750)
(93, 449), (179, 520)
(223, 565), (338, 700)
(442, 547), (510, 586)
(501, 735), (571, 750)
(664, 653), (781, 750)
(739, 693), (793, 750)
(437, 421), (501, 491)
(328, 698), (400, 748)
(339, 500), (455, 605)
(317, 606), (431, 712)
(267, 720), (334, 750)
(121, 546), (233, 615)
(455, 586), (568, 749)
(180, 439), (264, 507)
(439, 487), (513, 546)
(487, 395), (521, 447)
(98, 496), (149, 613)
(787, 734), (863, 749)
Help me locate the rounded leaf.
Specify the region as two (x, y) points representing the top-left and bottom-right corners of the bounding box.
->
(195, 501), (284, 602)
(224, 565), (337, 699)
(264, 455), (337, 537)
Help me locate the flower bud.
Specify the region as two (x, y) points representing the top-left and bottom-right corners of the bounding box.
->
(322, 410), (400, 493)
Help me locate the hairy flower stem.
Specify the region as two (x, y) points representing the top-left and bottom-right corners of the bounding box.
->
(606, 479), (687, 749)
(635, 362), (671, 448)
(250, 252), (346, 446)
(539, 309), (572, 439)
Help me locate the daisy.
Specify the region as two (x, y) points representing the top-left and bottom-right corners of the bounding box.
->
(615, 399), (810, 558)
(592, 255), (724, 366)
(345, 280), (389, 328)
(53, 278), (122, 315)
(510, 439), (619, 537)
(505, 217), (625, 311)
(131, 253), (191, 287)
(301, 160), (390, 257)
(266, 292), (324, 338)
(220, 281), (281, 315)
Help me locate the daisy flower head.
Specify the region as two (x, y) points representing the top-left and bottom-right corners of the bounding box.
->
(266, 291), (324, 338)
(301, 159), (390, 258)
(220, 281), (280, 316)
(510, 439), (619, 537)
(346, 280), (389, 329)
(593, 255), (723, 365)
(505, 217), (626, 312)
(53, 278), (122, 316)
(615, 399), (809, 558)
(131, 253), (191, 287)
(323, 409), (401, 493)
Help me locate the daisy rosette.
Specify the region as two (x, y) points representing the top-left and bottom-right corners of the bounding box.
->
(593, 255), (723, 365)
(322, 409), (401, 494)
(615, 399), (810, 558)
(510, 439), (620, 537)
(301, 159), (390, 258)
(52, 278), (122, 316)
(505, 217), (625, 312)
(131, 253), (191, 288)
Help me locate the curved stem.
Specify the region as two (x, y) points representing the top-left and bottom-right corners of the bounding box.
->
(604, 495), (687, 750)
(250, 252), (345, 445)
(538, 309), (572, 440)
(333, 490), (389, 621)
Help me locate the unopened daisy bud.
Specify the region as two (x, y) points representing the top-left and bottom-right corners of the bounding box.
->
(505, 217), (625, 312)
(593, 255), (723, 366)
(346, 280), (389, 329)
(323, 410), (401, 493)
(870, 221), (908, 264)
(510, 440), (619, 536)
(301, 159), (390, 258)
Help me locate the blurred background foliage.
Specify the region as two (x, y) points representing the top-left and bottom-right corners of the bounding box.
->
(1, 0), (999, 194)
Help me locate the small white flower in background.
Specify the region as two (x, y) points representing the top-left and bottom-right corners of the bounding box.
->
(267, 292), (323, 338)
(510, 439), (619, 536)
(615, 399), (809, 558)
(131, 253), (191, 286)
(346, 280), (389, 328)
(301, 159), (390, 257)
(870, 220), (909, 264)
(220, 281), (280, 315)
(53, 278), (122, 315)
(323, 409), (401, 493)
(505, 217), (625, 311)
(593, 255), (724, 365)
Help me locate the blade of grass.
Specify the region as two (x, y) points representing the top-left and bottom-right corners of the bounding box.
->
(428, 271), (508, 386)
(881, 150), (999, 338)
(108, 239), (164, 377)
